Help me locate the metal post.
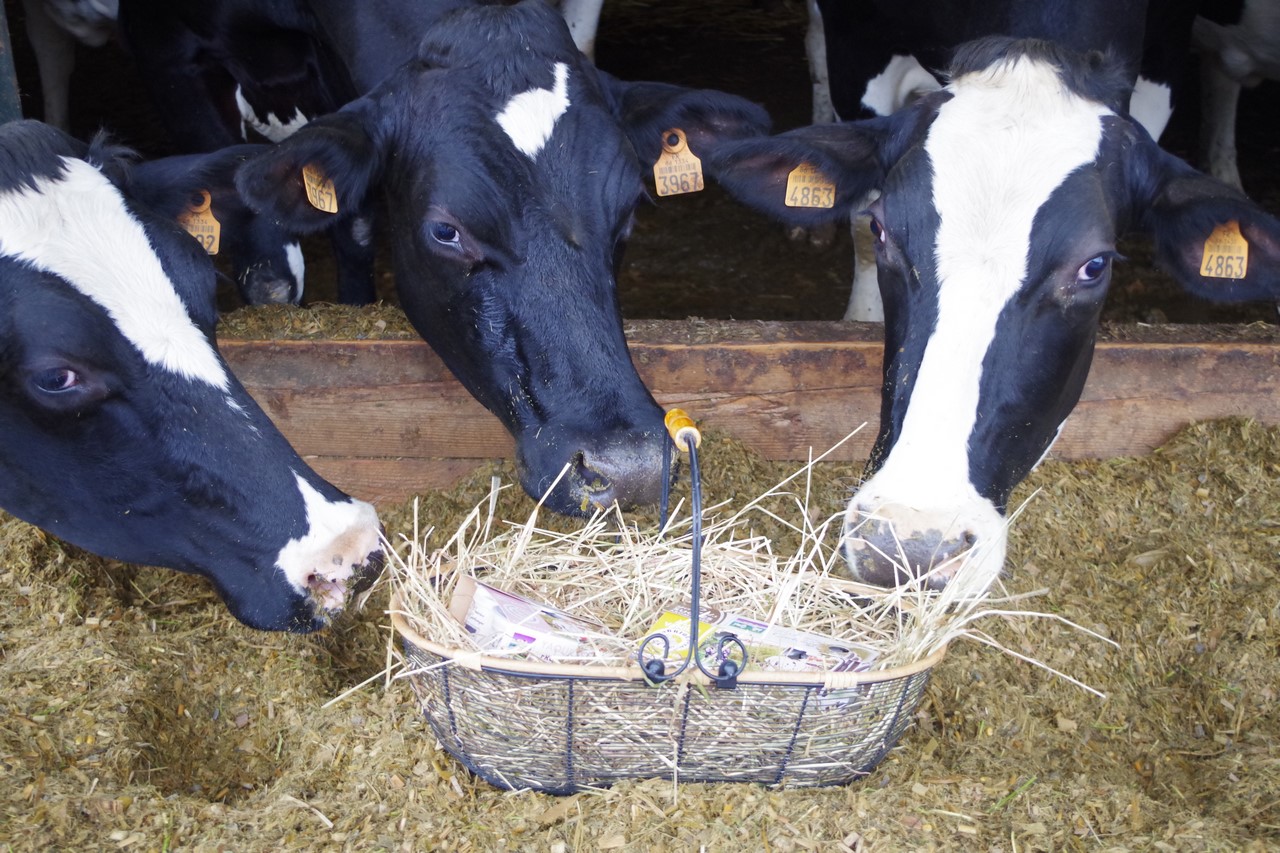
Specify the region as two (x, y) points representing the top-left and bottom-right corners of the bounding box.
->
(0, 3), (22, 124)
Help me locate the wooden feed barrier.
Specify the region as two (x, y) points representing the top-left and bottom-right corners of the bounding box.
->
(219, 319), (1280, 505)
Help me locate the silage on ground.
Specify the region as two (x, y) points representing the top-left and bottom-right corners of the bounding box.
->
(0, 420), (1277, 850)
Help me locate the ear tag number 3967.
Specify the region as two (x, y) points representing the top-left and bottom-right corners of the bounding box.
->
(303, 163), (339, 213)
(1200, 219), (1249, 279)
(654, 128), (704, 197)
(177, 189), (221, 255)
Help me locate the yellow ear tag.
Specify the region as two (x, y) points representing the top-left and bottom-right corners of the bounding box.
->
(1200, 219), (1249, 279)
(784, 162), (836, 208)
(177, 190), (221, 255)
(653, 128), (704, 197)
(302, 163), (339, 213)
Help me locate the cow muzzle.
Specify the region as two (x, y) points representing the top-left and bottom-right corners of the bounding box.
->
(840, 500), (1007, 593)
(239, 263), (302, 305)
(518, 424), (674, 516)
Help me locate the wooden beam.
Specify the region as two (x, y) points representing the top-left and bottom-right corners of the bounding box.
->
(0, 3), (22, 124)
(219, 320), (1280, 504)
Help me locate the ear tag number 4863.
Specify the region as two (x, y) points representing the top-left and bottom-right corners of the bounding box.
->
(654, 128), (704, 197)
(785, 162), (836, 209)
(1200, 219), (1249, 279)
(177, 189), (221, 255)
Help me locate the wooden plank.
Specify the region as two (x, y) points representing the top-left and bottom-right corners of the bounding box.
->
(219, 320), (1280, 503)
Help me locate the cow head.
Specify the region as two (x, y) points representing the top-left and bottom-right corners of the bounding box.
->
(0, 121), (384, 632)
(235, 0), (770, 516)
(128, 146), (307, 306)
(710, 37), (1280, 589)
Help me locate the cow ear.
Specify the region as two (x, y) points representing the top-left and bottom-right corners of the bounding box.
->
(235, 110), (381, 235)
(1137, 141), (1280, 303)
(705, 122), (890, 227)
(601, 74), (771, 165)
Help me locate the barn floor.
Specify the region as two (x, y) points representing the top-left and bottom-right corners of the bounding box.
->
(0, 418), (1277, 850)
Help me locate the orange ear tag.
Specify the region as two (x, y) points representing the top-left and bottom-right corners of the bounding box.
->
(177, 190), (221, 255)
(1200, 220), (1249, 279)
(303, 163), (339, 213)
(784, 162), (836, 208)
(653, 128), (704, 197)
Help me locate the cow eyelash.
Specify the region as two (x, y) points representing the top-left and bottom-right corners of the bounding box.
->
(33, 367), (81, 394)
(429, 222), (461, 246)
(859, 208), (888, 245)
(1075, 251), (1124, 285)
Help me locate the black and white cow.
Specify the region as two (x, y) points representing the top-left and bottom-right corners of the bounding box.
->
(123, 0), (770, 517)
(129, 146), (306, 305)
(0, 120), (384, 632)
(807, 0), (1168, 322)
(116, 0), (375, 305)
(710, 37), (1280, 589)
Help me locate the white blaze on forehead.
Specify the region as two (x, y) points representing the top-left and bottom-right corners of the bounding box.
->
(0, 158), (230, 391)
(870, 55), (1111, 509)
(496, 62), (571, 158)
(275, 474), (382, 610)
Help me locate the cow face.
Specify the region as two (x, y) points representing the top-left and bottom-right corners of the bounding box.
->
(0, 121), (384, 632)
(128, 146), (307, 306)
(236, 0), (770, 516)
(710, 37), (1280, 590)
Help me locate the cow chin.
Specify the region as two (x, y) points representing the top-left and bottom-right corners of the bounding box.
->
(839, 498), (1008, 596)
(515, 423), (673, 516)
(218, 549), (384, 634)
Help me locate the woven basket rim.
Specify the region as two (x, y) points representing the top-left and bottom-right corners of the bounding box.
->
(390, 591), (947, 689)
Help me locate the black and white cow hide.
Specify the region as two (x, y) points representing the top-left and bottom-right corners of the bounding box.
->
(0, 120), (384, 633)
(710, 37), (1280, 591)
(129, 146), (306, 305)
(123, 0), (771, 516)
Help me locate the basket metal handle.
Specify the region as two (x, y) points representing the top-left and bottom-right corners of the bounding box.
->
(638, 410), (748, 689)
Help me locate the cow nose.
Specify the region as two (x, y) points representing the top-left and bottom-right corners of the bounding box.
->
(569, 433), (672, 511)
(841, 504), (977, 589)
(350, 545), (385, 594)
(520, 424), (673, 516)
(240, 264), (300, 305)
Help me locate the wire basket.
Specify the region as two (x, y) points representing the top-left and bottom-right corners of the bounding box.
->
(392, 410), (944, 793)
(393, 602), (941, 793)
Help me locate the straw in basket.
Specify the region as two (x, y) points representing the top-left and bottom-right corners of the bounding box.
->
(388, 410), (987, 793)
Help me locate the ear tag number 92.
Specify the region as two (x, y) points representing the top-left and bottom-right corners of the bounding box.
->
(303, 163), (339, 213)
(654, 128), (704, 197)
(1200, 219), (1249, 279)
(177, 189), (221, 255)
(785, 162), (836, 208)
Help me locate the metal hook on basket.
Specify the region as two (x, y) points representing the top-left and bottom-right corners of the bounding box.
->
(638, 410), (748, 689)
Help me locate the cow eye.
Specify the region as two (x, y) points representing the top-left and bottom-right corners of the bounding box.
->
(33, 367), (80, 394)
(1076, 255), (1110, 284)
(429, 222), (460, 246)
(869, 217), (887, 244)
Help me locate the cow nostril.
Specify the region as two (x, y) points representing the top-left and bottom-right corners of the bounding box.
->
(572, 452), (610, 492)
